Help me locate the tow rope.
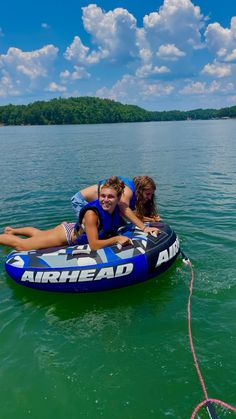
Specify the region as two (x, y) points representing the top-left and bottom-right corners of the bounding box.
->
(180, 251), (236, 418)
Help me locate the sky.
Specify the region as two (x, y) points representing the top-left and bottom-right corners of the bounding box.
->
(0, 0), (236, 110)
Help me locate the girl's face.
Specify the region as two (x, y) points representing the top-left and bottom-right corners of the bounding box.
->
(99, 187), (119, 213)
(142, 187), (154, 203)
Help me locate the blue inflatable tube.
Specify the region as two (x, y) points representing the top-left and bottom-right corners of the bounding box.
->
(5, 222), (180, 293)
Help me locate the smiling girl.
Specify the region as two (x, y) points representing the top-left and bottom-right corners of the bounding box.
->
(0, 177), (158, 252)
(71, 175), (160, 223)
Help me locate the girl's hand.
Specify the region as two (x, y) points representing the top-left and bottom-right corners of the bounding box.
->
(116, 235), (133, 247)
(143, 226), (160, 235)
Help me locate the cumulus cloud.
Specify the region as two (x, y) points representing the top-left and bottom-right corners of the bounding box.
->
(96, 74), (174, 103)
(63, 0), (206, 87)
(0, 70), (21, 98)
(0, 45), (59, 98)
(143, 0), (205, 51)
(46, 82), (67, 92)
(180, 80), (234, 95)
(180, 81), (209, 94)
(139, 47), (153, 63)
(65, 5), (139, 66)
(136, 64), (170, 78)
(139, 82), (174, 98)
(205, 17), (236, 60)
(60, 66), (91, 81)
(82, 4), (139, 62)
(224, 48), (236, 62)
(217, 47), (236, 63)
(156, 44), (186, 60)
(131, 0), (206, 88)
(64, 35), (108, 65)
(202, 62), (232, 78)
(0, 45), (58, 79)
(96, 75), (136, 101)
(64, 36), (89, 62)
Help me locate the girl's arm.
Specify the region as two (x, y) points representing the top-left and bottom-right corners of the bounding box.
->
(119, 186), (160, 234)
(119, 186), (133, 207)
(83, 211), (131, 251)
(118, 186), (147, 230)
(118, 203), (160, 234)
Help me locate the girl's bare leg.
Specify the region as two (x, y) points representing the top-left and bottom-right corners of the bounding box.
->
(4, 226), (42, 237)
(0, 224), (67, 251)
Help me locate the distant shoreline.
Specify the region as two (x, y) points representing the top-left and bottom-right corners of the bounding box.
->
(0, 96), (235, 126)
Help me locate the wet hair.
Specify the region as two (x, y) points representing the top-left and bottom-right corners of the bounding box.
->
(101, 176), (125, 198)
(133, 176), (157, 220)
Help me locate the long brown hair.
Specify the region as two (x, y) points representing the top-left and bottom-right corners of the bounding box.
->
(133, 176), (157, 220)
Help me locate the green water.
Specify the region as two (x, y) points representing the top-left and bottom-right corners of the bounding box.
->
(0, 121), (236, 418)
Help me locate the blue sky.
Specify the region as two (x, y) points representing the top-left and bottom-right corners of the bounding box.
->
(0, 0), (235, 110)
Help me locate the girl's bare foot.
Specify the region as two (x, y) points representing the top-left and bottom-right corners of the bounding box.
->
(4, 226), (15, 235)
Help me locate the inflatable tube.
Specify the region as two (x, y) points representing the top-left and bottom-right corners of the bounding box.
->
(5, 222), (180, 293)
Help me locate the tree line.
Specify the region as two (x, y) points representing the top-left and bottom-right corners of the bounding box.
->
(0, 96), (235, 126)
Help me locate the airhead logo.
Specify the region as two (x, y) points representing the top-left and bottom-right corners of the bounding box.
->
(21, 263), (134, 283)
(155, 237), (179, 268)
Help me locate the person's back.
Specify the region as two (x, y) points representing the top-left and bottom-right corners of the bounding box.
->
(71, 184), (98, 217)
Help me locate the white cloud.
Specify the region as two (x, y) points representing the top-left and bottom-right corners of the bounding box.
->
(180, 80), (234, 95)
(46, 82), (67, 93)
(0, 70), (21, 98)
(0, 45), (59, 98)
(64, 0), (207, 81)
(64, 36), (90, 62)
(136, 28), (152, 63)
(139, 82), (174, 98)
(60, 70), (70, 79)
(65, 5), (139, 66)
(71, 66), (91, 80)
(64, 35), (108, 65)
(96, 75), (135, 101)
(60, 66), (91, 81)
(82, 4), (139, 62)
(139, 47), (153, 63)
(224, 48), (236, 62)
(136, 64), (170, 78)
(143, 0), (205, 51)
(205, 17), (236, 59)
(180, 81), (209, 94)
(156, 44), (186, 60)
(96, 74), (174, 103)
(0, 45), (58, 79)
(63, 2), (210, 91)
(202, 62), (232, 78)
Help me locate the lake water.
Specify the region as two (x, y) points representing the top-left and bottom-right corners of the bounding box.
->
(0, 120), (236, 418)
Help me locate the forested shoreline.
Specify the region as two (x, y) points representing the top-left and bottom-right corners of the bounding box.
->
(0, 96), (235, 126)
